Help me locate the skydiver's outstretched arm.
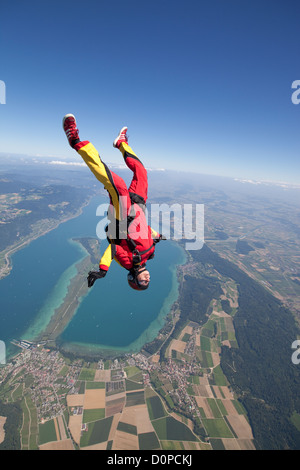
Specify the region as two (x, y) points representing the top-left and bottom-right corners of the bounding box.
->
(150, 227), (166, 243)
(87, 244), (116, 288)
(99, 244), (116, 272)
(150, 227), (160, 239)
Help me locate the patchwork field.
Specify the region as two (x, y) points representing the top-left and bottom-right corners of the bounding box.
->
(39, 438), (74, 450)
(162, 281), (255, 451)
(39, 416), (75, 450)
(84, 389), (105, 410)
(0, 416), (6, 444)
(34, 274), (255, 451)
(40, 365), (206, 450)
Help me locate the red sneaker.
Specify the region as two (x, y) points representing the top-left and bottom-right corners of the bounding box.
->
(113, 126), (128, 148)
(63, 114), (80, 147)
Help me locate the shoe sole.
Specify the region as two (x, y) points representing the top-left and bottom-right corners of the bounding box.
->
(113, 126), (128, 147)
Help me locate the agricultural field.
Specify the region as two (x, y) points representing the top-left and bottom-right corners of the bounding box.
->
(39, 415), (73, 450)
(29, 356), (210, 450)
(165, 283), (256, 450)
(63, 368), (204, 450)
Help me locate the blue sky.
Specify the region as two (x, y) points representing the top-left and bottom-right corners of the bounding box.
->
(0, 0), (300, 184)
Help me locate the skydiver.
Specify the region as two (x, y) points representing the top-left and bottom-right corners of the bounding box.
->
(62, 114), (165, 291)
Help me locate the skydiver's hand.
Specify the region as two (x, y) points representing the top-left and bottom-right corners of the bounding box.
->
(154, 234), (167, 244)
(87, 269), (107, 288)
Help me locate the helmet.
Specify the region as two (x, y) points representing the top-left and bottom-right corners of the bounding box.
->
(127, 271), (149, 291)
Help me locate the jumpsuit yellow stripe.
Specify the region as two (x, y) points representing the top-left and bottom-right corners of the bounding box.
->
(78, 142), (122, 220)
(99, 244), (116, 269)
(119, 142), (138, 159)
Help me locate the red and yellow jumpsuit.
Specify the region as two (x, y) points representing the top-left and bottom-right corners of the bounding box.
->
(73, 139), (159, 273)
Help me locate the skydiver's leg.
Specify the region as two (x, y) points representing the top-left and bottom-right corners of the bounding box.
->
(62, 114), (131, 221)
(63, 114), (131, 220)
(119, 142), (148, 205)
(113, 126), (148, 205)
(76, 141), (131, 221)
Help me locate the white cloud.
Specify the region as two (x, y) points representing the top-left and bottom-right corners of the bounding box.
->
(48, 160), (86, 167)
(234, 178), (300, 189)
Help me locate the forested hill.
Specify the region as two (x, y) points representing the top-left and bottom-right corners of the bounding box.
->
(191, 244), (300, 449)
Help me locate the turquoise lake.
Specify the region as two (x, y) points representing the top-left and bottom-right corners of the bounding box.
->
(0, 196), (186, 358)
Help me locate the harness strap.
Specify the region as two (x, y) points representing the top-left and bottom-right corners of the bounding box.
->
(137, 243), (155, 255)
(107, 204), (155, 260)
(126, 237), (137, 252)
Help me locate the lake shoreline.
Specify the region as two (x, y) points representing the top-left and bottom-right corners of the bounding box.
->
(0, 198), (92, 281)
(55, 242), (188, 359)
(25, 238), (99, 344)
(17, 238), (187, 361)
